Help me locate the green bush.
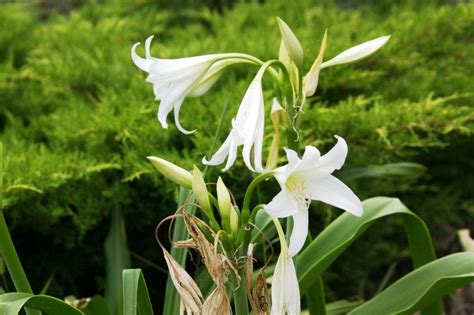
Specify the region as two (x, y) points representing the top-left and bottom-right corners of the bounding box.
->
(0, 0), (472, 307)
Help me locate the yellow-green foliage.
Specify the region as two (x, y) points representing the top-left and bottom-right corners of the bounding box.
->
(0, 0), (472, 300)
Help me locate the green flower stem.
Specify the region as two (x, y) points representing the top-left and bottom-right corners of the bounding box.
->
(206, 192), (223, 231)
(285, 122), (300, 153)
(241, 172), (275, 225)
(233, 261), (249, 315)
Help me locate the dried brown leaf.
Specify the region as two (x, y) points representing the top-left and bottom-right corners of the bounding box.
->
(173, 238), (197, 249)
(202, 285), (232, 315)
(163, 249), (203, 314)
(183, 212), (226, 284)
(252, 269), (271, 314)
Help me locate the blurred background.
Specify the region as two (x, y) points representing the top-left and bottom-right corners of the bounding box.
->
(0, 0), (473, 313)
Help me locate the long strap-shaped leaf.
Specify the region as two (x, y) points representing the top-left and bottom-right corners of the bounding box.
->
(0, 293), (83, 314)
(105, 209), (131, 315)
(297, 197), (441, 313)
(349, 252), (474, 314)
(122, 269), (153, 315)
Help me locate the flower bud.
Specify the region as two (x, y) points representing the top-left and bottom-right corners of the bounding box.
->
(216, 177), (232, 232)
(229, 206), (239, 236)
(276, 17), (303, 68)
(321, 35), (391, 69)
(147, 156), (192, 188)
(192, 166), (213, 219)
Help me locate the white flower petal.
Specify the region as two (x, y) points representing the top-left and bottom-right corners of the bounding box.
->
(174, 102), (197, 135)
(202, 134), (233, 166)
(304, 171), (363, 216)
(282, 148), (302, 179)
(271, 253), (301, 315)
(273, 165), (289, 188)
(145, 35), (154, 59)
(271, 98), (284, 113)
(241, 80), (263, 172)
(319, 135), (348, 173)
(156, 76), (201, 129)
(264, 189), (301, 218)
(284, 148), (300, 166)
(321, 35), (391, 69)
(222, 135), (239, 172)
(253, 98), (265, 173)
(288, 210), (309, 257)
(296, 145), (321, 172)
(149, 59), (210, 82)
(131, 42), (153, 72)
(188, 58), (243, 97)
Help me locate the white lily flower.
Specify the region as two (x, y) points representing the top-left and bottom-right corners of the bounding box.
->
(264, 136), (363, 256)
(202, 64), (269, 172)
(304, 35), (390, 97)
(271, 218), (301, 315)
(132, 36), (256, 134)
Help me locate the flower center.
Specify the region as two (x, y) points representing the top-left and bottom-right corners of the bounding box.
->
(286, 174), (306, 199)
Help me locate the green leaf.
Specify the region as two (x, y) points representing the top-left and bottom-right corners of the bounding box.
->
(104, 209), (131, 315)
(302, 300), (363, 315)
(349, 252), (474, 315)
(326, 300), (363, 315)
(39, 274), (54, 294)
(122, 269), (153, 315)
(339, 162), (426, 182)
(0, 292), (83, 314)
(305, 276), (326, 315)
(251, 210), (276, 244)
(297, 197), (442, 314)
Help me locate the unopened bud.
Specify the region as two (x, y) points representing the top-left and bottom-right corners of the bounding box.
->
(229, 206), (239, 236)
(147, 156), (192, 188)
(276, 17), (303, 68)
(216, 177), (232, 230)
(192, 166), (213, 219)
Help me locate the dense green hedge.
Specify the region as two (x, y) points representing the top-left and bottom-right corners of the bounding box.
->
(1, 0), (472, 307)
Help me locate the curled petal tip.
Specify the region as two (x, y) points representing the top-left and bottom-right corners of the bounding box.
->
(174, 117), (197, 135)
(145, 35), (155, 59)
(131, 42), (152, 72)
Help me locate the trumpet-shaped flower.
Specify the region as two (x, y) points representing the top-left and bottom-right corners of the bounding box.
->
(265, 136), (363, 256)
(132, 36), (257, 134)
(202, 65), (269, 172)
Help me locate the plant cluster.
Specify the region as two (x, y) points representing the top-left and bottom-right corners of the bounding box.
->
(0, 0), (473, 313)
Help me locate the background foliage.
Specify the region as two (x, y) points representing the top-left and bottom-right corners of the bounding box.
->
(0, 0), (473, 311)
